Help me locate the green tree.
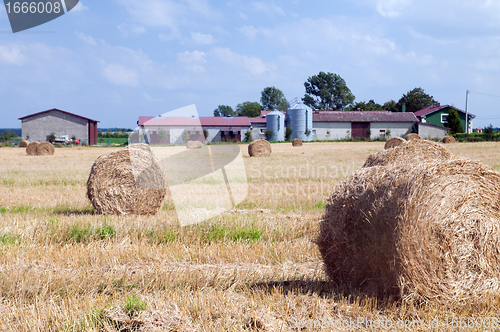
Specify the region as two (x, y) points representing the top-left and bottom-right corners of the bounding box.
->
(48, 132), (56, 143)
(285, 126), (293, 141)
(396, 87), (437, 113)
(0, 131), (17, 142)
(484, 124), (495, 140)
(347, 99), (383, 111)
(302, 72), (355, 110)
(446, 108), (464, 134)
(236, 101), (262, 117)
(213, 105), (235, 117)
(383, 100), (398, 112)
(244, 130), (252, 142)
(260, 86), (290, 111)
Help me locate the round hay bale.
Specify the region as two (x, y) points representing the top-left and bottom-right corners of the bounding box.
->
(26, 141), (39, 156)
(404, 133), (421, 141)
(186, 140), (202, 149)
(363, 139), (453, 168)
(248, 139), (271, 157)
(292, 138), (303, 147)
(384, 137), (405, 149)
(35, 142), (55, 156)
(317, 159), (500, 305)
(87, 143), (167, 215)
(442, 136), (456, 144)
(19, 140), (29, 148)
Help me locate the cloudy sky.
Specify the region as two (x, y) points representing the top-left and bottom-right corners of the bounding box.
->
(1, 0), (500, 128)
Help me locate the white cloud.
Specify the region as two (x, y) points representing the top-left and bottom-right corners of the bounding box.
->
(395, 51), (434, 66)
(68, 2), (88, 12)
(190, 32), (215, 45)
(251, 2), (285, 16)
(238, 26), (259, 42)
(210, 47), (276, 76)
(75, 32), (97, 46)
(0, 44), (26, 65)
(177, 50), (206, 63)
(102, 64), (138, 86)
(143, 92), (164, 102)
(117, 0), (183, 31)
(118, 24), (146, 38)
(376, 0), (412, 17)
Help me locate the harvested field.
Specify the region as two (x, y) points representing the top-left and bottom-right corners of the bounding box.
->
(1, 142), (500, 330)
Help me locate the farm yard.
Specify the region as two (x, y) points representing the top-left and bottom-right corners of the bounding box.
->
(1, 142), (500, 331)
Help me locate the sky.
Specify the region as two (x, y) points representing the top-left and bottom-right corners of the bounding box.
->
(1, 0), (500, 129)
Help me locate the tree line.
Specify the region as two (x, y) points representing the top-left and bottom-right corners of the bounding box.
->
(214, 71), (440, 118)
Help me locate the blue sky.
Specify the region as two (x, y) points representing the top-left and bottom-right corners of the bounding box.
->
(1, 0), (500, 128)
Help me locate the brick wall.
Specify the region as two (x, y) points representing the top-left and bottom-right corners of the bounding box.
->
(21, 110), (89, 142)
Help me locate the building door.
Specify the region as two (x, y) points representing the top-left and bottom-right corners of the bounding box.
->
(351, 122), (370, 139)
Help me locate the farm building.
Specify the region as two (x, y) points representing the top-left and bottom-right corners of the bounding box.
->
(137, 116), (251, 144)
(312, 111), (419, 140)
(248, 116), (267, 141)
(414, 103), (475, 133)
(19, 109), (99, 144)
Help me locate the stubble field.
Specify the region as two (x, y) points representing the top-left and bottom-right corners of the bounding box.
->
(1, 142), (500, 331)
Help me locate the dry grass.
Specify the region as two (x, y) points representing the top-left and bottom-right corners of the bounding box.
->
(0, 142), (500, 330)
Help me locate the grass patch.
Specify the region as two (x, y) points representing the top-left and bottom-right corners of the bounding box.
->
(162, 202), (176, 211)
(0, 205), (37, 214)
(66, 223), (116, 243)
(123, 294), (148, 317)
(148, 229), (176, 244)
(204, 224), (262, 243)
(0, 233), (20, 245)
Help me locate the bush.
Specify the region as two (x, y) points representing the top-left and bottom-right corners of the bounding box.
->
(244, 130), (252, 142)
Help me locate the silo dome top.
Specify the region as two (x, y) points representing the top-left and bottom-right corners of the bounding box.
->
(267, 110), (285, 116)
(287, 100), (312, 110)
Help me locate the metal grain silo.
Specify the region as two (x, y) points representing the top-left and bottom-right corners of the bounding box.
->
(287, 101), (313, 141)
(266, 110), (285, 141)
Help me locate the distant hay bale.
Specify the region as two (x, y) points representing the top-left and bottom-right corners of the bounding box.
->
(442, 136), (456, 144)
(35, 142), (55, 156)
(19, 140), (29, 148)
(363, 139), (453, 168)
(186, 140), (202, 149)
(317, 159), (500, 305)
(292, 138), (303, 147)
(26, 141), (39, 156)
(405, 133), (421, 141)
(384, 137), (405, 149)
(87, 143), (166, 215)
(248, 139), (271, 157)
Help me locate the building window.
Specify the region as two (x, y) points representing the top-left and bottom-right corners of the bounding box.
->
(441, 114), (449, 123)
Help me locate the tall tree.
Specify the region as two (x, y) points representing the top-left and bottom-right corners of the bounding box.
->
(213, 105), (235, 117)
(446, 108), (464, 134)
(396, 87), (437, 113)
(236, 101), (262, 117)
(260, 86), (290, 110)
(302, 72), (355, 110)
(347, 100), (383, 111)
(383, 100), (398, 112)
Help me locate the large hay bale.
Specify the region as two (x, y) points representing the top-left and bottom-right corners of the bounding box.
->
(384, 137), (405, 149)
(442, 136), (456, 144)
(186, 140), (202, 149)
(292, 138), (303, 147)
(87, 144), (166, 215)
(363, 139), (453, 168)
(405, 133), (421, 141)
(35, 142), (55, 156)
(248, 139), (271, 157)
(19, 140), (29, 148)
(26, 141), (39, 156)
(317, 159), (500, 305)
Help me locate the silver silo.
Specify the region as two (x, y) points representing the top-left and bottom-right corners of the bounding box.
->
(287, 101), (313, 141)
(266, 110), (285, 141)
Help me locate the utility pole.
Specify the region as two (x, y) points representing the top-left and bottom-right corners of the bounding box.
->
(465, 90), (469, 134)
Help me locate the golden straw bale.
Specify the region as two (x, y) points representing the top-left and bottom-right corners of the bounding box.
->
(405, 133), (421, 141)
(248, 139), (271, 157)
(384, 137), (405, 149)
(292, 138), (303, 147)
(87, 143), (166, 215)
(35, 142), (55, 156)
(317, 159), (500, 305)
(26, 141), (39, 156)
(442, 136), (456, 144)
(19, 140), (29, 148)
(186, 140), (202, 149)
(363, 139), (453, 168)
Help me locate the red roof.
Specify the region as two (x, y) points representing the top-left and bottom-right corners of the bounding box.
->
(19, 108), (99, 123)
(313, 111), (418, 122)
(414, 104), (475, 118)
(139, 116), (251, 127)
(248, 116), (267, 124)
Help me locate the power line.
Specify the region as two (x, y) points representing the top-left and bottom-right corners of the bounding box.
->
(469, 90), (500, 99)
